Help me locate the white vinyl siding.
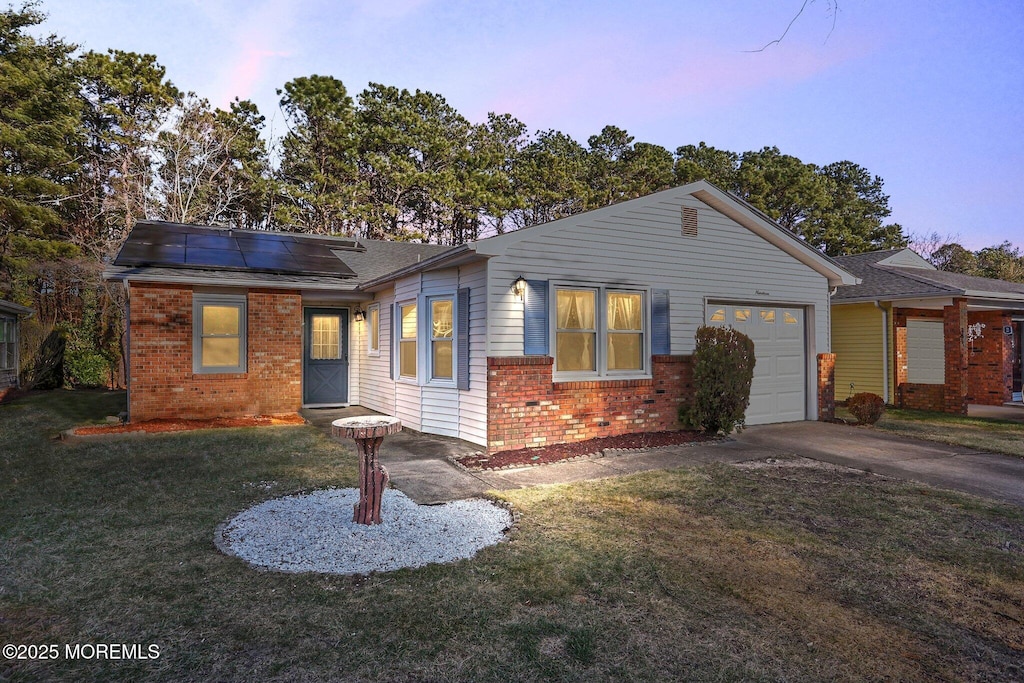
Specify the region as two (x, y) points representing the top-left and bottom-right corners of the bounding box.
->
(483, 190), (830, 421)
(355, 263), (488, 446)
(357, 290), (397, 417)
(907, 319), (945, 384)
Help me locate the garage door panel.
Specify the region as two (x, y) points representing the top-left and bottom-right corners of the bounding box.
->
(706, 303), (806, 425)
(776, 354), (803, 379)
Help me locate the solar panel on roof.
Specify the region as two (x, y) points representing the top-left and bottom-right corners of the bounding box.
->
(113, 222), (358, 278)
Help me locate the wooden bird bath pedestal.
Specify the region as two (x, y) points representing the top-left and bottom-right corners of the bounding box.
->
(331, 416), (402, 525)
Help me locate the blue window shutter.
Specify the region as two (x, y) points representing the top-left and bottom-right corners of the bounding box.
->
(523, 279), (549, 356)
(652, 289), (671, 355)
(388, 303), (395, 380)
(457, 288), (470, 390)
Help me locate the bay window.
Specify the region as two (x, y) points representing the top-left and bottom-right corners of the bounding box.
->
(399, 302), (417, 379)
(430, 298), (454, 381)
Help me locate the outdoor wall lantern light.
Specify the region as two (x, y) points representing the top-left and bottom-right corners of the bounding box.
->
(511, 275), (527, 300)
(353, 308), (365, 322)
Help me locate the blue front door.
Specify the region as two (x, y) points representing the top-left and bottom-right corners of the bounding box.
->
(303, 308), (349, 405)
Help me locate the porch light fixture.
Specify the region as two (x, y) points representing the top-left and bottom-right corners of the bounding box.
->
(353, 309), (365, 322)
(511, 276), (527, 300)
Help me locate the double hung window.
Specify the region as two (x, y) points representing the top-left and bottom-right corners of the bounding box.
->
(554, 286), (647, 377)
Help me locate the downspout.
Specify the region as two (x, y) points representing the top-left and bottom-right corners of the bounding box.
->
(874, 301), (889, 403)
(124, 278), (130, 422)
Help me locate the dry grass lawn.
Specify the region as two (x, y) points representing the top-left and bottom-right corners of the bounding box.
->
(1, 391), (1022, 681)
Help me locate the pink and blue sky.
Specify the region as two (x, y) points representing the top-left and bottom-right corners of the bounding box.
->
(34, 0), (1024, 251)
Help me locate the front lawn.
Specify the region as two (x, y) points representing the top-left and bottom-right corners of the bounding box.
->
(865, 407), (1024, 458)
(2, 392), (1022, 681)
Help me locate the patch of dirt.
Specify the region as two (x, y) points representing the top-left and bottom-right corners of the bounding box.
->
(72, 413), (306, 435)
(455, 430), (717, 471)
(734, 456), (861, 473)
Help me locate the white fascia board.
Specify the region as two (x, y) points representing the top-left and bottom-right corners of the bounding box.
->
(689, 183), (859, 287)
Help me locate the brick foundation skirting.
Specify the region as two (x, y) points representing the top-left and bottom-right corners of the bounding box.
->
(897, 383), (945, 411)
(485, 355), (693, 454)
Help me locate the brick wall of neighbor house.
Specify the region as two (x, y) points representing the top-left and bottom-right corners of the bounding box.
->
(486, 355), (692, 454)
(943, 298), (969, 415)
(128, 283), (302, 421)
(897, 383), (946, 411)
(817, 353), (836, 421)
(966, 310), (1013, 406)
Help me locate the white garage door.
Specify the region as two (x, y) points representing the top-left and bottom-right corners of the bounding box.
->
(706, 304), (807, 424)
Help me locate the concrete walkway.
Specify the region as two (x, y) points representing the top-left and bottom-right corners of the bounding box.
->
(304, 407), (1024, 507)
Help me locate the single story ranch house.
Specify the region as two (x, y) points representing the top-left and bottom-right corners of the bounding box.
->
(105, 180), (857, 452)
(831, 248), (1024, 412)
(0, 298), (32, 402)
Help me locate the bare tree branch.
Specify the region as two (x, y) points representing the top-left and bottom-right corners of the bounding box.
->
(745, 1), (839, 53)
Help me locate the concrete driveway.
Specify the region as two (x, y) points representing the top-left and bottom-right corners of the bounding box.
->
(734, 421), (1024, 507)
(306, 407), (1024, 507)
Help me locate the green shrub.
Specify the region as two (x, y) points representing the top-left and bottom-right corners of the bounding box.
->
(847, 392), (885, 425)
(681, 325), (756, 435)
(64, 347), (111, 388)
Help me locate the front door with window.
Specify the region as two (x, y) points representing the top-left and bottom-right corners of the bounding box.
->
(303, 308), (348, 406)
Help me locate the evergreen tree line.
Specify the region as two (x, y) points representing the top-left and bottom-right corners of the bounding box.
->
(3, 3), (1018, 388)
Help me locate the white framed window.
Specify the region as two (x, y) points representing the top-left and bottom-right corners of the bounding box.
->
(367, 303), (380, 356)
(428, 296), (454, 382)
(310, 314), (341, 360)
(398, 301), (417, 380)
(553, 285), (648, 378)
(193, 294), (246, 374)
(607, 291), (644, 371)
(556, 288), (597, 373)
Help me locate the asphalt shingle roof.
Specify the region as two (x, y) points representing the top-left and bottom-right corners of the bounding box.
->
(833, 250), (1024, 302)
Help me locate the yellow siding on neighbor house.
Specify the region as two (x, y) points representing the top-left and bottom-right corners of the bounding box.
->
(832, 303), (886, 401)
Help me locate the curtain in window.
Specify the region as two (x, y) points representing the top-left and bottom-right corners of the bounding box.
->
(607, 292), (642, 370)
(556, 290), (596, 372)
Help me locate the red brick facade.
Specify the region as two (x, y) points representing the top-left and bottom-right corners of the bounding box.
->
(897, 383), (945, 411)
(128, 283), (302, 421)
(817, 353), (836, 421)
(892, 300), (1014, 413)
(966, 310), (1013, 405)
(485, 355), (692, 454)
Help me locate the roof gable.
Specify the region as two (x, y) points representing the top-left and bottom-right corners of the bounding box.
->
(471, 180), (857, 287)
(876, 248), (935, 270)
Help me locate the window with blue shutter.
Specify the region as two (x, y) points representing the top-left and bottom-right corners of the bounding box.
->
(457, 288), (470, 390)
(523, 279), (549, 355)
(652, 289), (671, 355)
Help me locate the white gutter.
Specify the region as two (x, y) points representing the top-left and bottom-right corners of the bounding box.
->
(873, 301), (890, 403)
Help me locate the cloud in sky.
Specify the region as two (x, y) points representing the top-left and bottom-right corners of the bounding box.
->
(208, 0), (297, 108)
(481, 32), (872, 139)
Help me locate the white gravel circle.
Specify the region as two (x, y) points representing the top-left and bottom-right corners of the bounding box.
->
(219, 488), (513, 575)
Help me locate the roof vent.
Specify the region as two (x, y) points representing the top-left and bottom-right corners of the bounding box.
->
(681, 206), (698, 237)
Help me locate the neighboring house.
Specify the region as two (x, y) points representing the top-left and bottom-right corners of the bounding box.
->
(105, 181), (856, 452)
(0, 299), (33, 401)
(832, 248), (1024, 412)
